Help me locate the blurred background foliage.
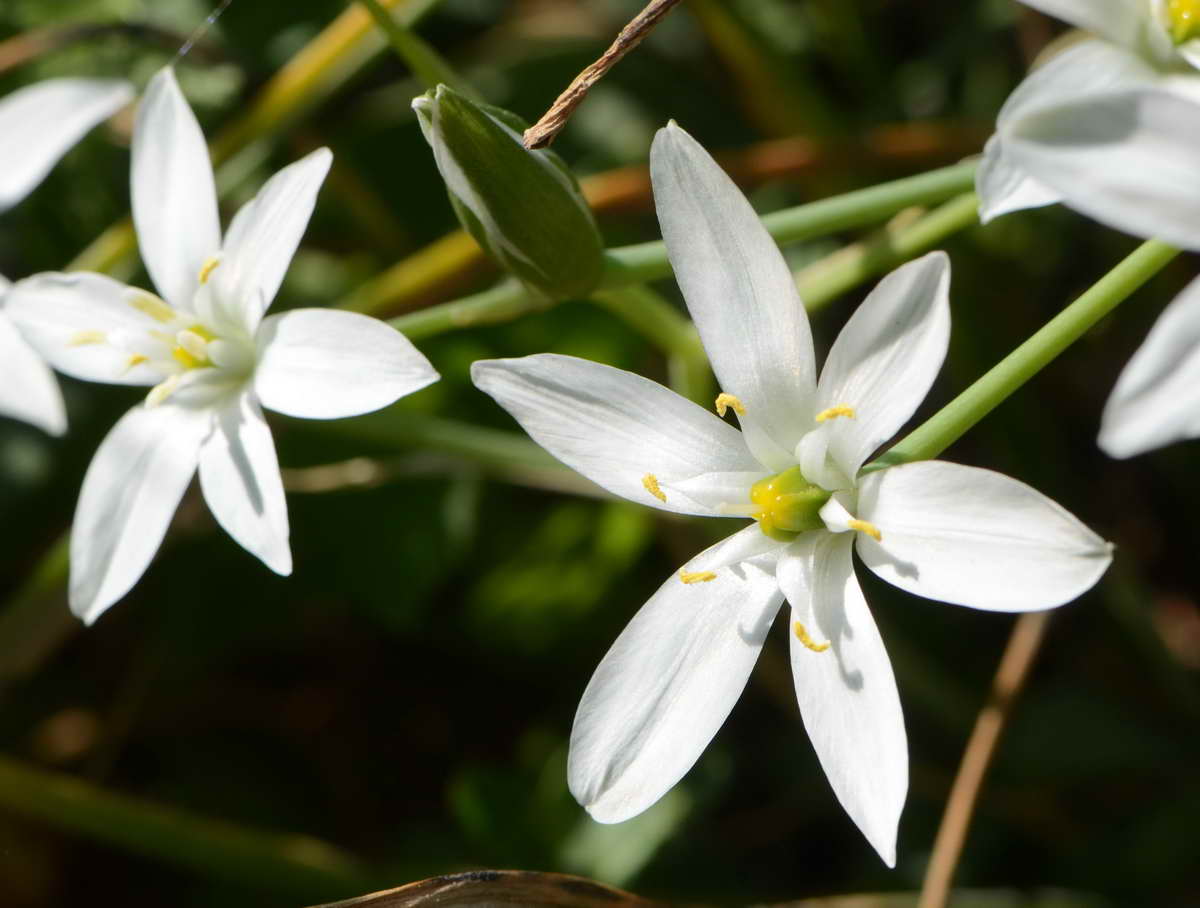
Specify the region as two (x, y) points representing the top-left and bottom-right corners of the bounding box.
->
(1, 0), (1198, 905)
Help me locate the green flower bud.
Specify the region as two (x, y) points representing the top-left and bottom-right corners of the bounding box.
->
(412, 85), (604, 300)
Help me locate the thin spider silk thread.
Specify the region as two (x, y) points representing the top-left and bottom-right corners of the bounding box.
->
(176, 0), (235, 60)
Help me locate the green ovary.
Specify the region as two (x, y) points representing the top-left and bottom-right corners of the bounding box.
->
(1168, 0), (1200, 44)
(749, 466), (831, 541)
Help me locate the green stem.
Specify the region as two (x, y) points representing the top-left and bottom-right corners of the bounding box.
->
(799, 191), (979, 312)
(0, 755), (374, 899)
(600, 159), (978, 286)
(0, 534), (72, 689)
(871, 238), (1180, 469)
(389, 278), (540, 340)
(589, 284), (712, 404)
(357, 0), (478, 97)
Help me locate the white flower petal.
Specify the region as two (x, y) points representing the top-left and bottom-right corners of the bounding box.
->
(255, 309), (438, 419)
(198, 393), (291, 575)
(472, 354), (761, 516)
(1099, 277), (1200, 457)
(650, 122), (816, 463)
(212, 148), (332, 329)
(568, 544), (784, 823)
(777, 532), (906, 867)
(817, 252), (951, 479)
(0, 77), (133, 212)
(70, 403), (211, 624)
(1017, 0), (1146, 47)
(0, 310), (66, 435)
(132, 67), (221, 310)
(856, 461), (1113, 611)
(4, 272), (169, 386)
(976, 134), (1062, 223)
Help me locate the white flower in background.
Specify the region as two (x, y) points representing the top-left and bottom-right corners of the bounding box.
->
(978, 0), (1200, 248)
(0, 77), (134, 434)
(473, 123), (1113, 866)
(1099, 275), (1200, 455)
(6, 67), (439, 624)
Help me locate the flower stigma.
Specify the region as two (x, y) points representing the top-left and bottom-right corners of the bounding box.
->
(743, 465), (832, 542)
(714, 392), (746, 417)
(793, 620), (830, 653)
(1168, 0), (1200, 43)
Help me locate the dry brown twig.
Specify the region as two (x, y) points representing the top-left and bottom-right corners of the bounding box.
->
(522, 0), (686, 149)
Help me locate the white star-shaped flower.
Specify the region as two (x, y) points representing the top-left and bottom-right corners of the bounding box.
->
(472, 123), (1113, 865)
(6, 67), (439, 623)
(978, 0), (1200, 248)
(0, 76), (134, 434)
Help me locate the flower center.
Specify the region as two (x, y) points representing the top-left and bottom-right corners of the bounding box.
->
(1167, 0), (1200, 43)
(747, 465), (832, 542)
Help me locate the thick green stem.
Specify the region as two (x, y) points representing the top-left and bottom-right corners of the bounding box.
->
(600, 159), (978, 285)
(389, 278), (540, 339)
(799, 191), (979, 312)
(590, 284), (712, 403)
(871, 238), (1180, 469)
(0, 755), (374, 899)
(357, 0), (478, 97)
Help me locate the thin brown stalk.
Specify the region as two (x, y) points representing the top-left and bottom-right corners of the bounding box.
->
(918, 611), (1051, 908)
(522, 0), (686, 149)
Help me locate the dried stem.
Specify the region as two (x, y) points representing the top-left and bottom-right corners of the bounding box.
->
(522, 0), (686, 148)
(917, 611), (1052, 908)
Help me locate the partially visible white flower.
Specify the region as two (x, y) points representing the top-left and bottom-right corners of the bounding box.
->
(0, 77), (134, 213)
(0, 77), (133, 433)
(1099, 275), (1200, 456)
(0, 276), (66, 435)
(7, 67), (439, 624)
(473, 123), (1113, 866)
(978, 0), (1200, 248)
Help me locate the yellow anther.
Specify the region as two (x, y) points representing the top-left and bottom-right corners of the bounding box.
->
(128, 292), (176, 324)
(847, 518), (882, 542)
(793, 620), (830, 653)
(172, 346), (204, 369)
(714, 392), (746, 418)
(642, 473), (667, 503)
(68, 330), (107, 346)
(815, 405), (856, 423)
(123, 354), (148, 372)
(679, 570), (717, 584)
(198, 256), (221, 285)
(1168, 0), (1200, 43)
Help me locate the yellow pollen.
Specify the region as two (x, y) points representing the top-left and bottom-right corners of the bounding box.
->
(815, 405), (856, 423)
(847, 518), (882, 542)
(128, 292), (176, 324)
(642, 473), (667, 503)
(679, 569), (717, 584)
(198, 256), (221, 284)
(68, 330), (107, 346)
(714, 392), (746, 417)
(793, 620), (830, 653)
(1168, 0), (1200, 43)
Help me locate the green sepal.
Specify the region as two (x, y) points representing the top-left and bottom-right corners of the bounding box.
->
(412, 85), (604, 301)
